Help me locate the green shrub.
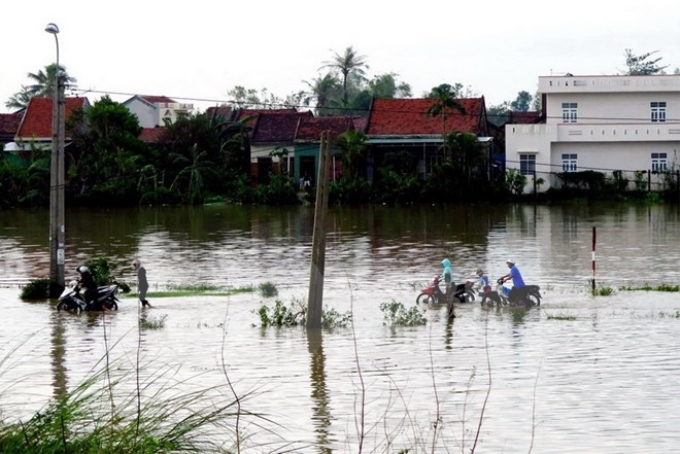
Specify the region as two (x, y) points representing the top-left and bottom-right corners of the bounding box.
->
(20, 278), (63, 300)
(255, 299), (352, 329)
(256, 300), (305, 327)
(258, 282), (278, 298)
(380, 300), (427, 327)
(592, 286), (614, 296)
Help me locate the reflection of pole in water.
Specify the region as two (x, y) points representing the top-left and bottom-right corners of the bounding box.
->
(50, 311), (68, 399)
(306, 329), (332, 454)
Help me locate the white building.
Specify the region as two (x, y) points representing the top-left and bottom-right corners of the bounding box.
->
(122, 95), (193, 128)
(505, 74), (680, 193)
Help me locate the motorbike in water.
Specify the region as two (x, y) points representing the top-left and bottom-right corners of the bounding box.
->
(480, 278), (542, 307)
(454, 279), (476, 303)
(416, 276), (476, 304)
(416, 275), (446, 304)
(57, 280), (120, 313)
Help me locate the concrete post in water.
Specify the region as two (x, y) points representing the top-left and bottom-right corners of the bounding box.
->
(46, 22), (65, 289)
(307, 131), (331, 329)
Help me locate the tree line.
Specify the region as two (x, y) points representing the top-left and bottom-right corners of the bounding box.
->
(1, 47), (676, 209)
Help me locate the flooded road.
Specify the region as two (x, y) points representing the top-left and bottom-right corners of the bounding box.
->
(2, 202), (680, 453)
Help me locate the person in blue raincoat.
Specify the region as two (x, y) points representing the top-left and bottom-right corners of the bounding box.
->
(440, 258), (454, 303)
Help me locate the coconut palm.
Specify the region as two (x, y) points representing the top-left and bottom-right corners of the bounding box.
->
(6, 64), (77, 110)
(303, 73), (342, 116)
(320, 47), (368, 110)
(426, 84), (466, 160)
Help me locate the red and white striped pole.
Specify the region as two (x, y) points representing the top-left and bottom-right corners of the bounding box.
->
(591, 226), (597, 290)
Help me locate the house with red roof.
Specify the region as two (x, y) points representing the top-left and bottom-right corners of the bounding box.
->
(365, 97), (491, 180)
(122, 95), (193, 128)
(12, 96), (89, 151)
(244, 109), (313, 185)
(0, 112), (23, 147)
(294, 115), (356, 181)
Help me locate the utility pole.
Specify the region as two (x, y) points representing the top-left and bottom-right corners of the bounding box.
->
(306, 131), (331, 329)
(46, 22), (65, 288)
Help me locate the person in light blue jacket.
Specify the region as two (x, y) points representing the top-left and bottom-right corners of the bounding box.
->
(440, 258), (454, 303)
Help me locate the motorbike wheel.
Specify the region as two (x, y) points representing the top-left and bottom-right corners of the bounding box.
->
(416, 293), (435, 305)
(106, 301), (119, 311)
(526, 293), (541, 307)
(57, 301), (68, 311)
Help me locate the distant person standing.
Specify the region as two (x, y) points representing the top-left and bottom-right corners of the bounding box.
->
(132, 259), (152, 308)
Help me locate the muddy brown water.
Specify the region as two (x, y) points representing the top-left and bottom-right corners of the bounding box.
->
(2, 202), (680, 453)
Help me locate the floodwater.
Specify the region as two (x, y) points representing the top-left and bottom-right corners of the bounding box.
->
(2, 202), (680, 453)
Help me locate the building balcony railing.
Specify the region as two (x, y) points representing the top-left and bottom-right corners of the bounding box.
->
(506, 122), (680, 142)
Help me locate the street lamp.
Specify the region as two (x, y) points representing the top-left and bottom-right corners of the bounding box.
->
(45, 22), (65, 289)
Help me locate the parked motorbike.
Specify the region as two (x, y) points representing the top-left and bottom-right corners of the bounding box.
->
(480, 278), (542, 307)
(416, 276), (476, 304)
(57, 280), (120, 313)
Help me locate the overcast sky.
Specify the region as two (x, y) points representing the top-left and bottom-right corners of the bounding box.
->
(2, 0), (679, 114)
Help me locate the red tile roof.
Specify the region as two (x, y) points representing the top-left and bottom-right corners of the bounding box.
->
(138, 127), (166, 143)
(15, 97), (89, 140)
(235, 108), (297, 121)
(295, 116), (354, 142)
(366, 98), (486, 136)
(0, 112), (23, 141)
(251, 111), (313, 143)
(139, 95), (176, 104)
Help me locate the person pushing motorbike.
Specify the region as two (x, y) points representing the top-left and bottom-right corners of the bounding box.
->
(76, 265), (98, 309)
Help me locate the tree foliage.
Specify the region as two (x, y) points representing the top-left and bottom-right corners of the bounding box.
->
(426, 84), (466, 159)
(5, 64), (77, 110)
(320, 46), (369, 110)
(622, 49), (668, 75)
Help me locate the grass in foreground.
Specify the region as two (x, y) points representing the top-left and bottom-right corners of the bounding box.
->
(0, 360), (250, 454)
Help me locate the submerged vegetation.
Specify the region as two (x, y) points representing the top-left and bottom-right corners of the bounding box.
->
(380, 300), (427, 327)
(619, 283), (680, 292)
(138, 283), (255, 298)
(592, 285), (615, 296)
(255, 298), (352, 329)
(258, 281), (278, 298)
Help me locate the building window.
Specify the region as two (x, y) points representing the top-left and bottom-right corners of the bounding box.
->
(651, 153), (667, 172)
(562, 103), (577, 123)
(562, 153), (578, 172)
(651, 102), (666, 123)
(519, 154), (536, 176)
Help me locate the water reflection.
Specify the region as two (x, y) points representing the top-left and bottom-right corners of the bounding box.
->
(49, 310), (67, 399)
(307, 329), (332, 454)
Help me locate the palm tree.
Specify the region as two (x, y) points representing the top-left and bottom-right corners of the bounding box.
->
(5, 64), (77, 110)
(320, 47), (368, 110)
(426, 84), (466, 160)
(335, 130), (368, 179)
(303, 73), (342, 116)
(216, 116), (253, 177)
(170, 144), (217, 204)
